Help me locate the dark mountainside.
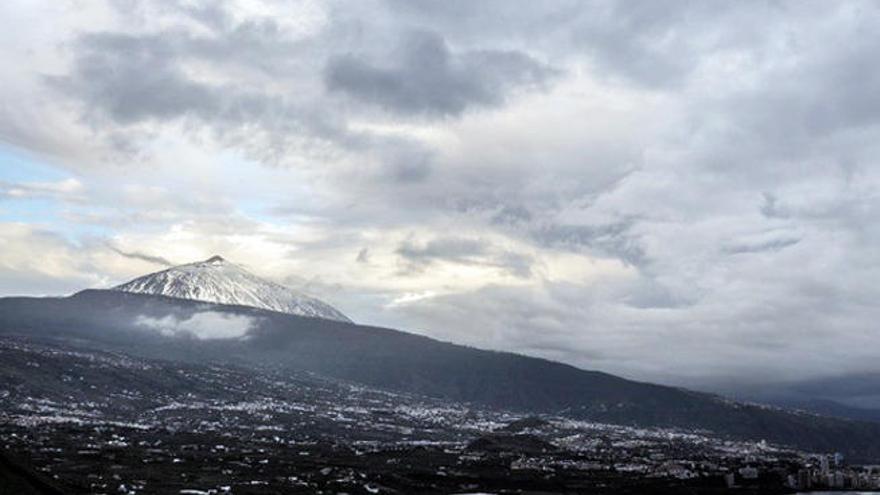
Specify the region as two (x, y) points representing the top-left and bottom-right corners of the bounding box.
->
(0, 335), (805, 494)
(3, 289), (880, 461)
(0, 452), (65, 495)
(726, 374), (880, 423)
(778, 399), (880, 423)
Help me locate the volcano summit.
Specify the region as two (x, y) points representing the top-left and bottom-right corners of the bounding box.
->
(112, 255), (351, 323)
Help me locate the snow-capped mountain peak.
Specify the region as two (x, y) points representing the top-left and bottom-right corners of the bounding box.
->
(112, 256), (352, 323)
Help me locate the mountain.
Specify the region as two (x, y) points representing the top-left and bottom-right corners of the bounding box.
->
(4, 289), (880, 461)
(112, 255), (351, 323)
(778, 399), (880, 424)
(711, 373), (880, 422)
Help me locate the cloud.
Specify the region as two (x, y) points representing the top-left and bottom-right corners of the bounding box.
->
(107, 246), (174, 267)
(0, 178), (85, 202)
(3, 0), (880, 395)
(48, 33), (219, 125)
(40, 18), (353, 165)
(396, 236), (533, 278)
(396, 236), (489, 263)
(324, 30), (555, 117)
(134, 311), (258, 340)
(53, 58), (329, 165)
(531, 222), (645, 266)
(0, 223), (112, 295)
(722, 237), (801, 255)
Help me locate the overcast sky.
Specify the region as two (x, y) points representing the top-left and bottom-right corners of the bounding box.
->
(2, 0), (879, 387)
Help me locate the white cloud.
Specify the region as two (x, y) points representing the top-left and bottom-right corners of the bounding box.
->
(0, 178), (84, 201)
(134, 311), (257, 340)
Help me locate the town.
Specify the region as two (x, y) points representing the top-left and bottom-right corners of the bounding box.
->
(3, 336), (880, 494)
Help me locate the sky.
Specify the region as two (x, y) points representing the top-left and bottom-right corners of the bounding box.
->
(1, 0), (879, 388)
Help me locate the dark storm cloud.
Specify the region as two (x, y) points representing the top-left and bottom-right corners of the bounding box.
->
(44, 28), (354, 164)
(106, 1), (312, 71)
(42, 0), (562, 165)
(61, 34), (315, 125)
(48, 34), (220, 124)
(45, 4), (565, 172)
(324, 31), (556, 117)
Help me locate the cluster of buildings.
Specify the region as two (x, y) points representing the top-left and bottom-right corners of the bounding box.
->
(785, 453), (880, 491)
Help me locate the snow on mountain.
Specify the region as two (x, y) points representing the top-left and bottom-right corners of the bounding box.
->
(112, 256), (352, 323)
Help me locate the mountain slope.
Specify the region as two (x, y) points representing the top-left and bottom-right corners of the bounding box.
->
(112, 256), (351, 323)
(764, 398), (880, 424)
(3, 289), (880, 461)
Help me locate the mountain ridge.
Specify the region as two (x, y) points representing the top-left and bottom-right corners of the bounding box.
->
(112, 255), (351, 323)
